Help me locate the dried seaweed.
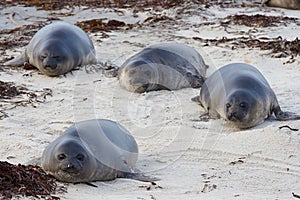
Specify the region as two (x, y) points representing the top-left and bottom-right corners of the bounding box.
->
(0, 23), (49, 64)
(143, 15), (175, 26)
(0, 81), (22, 99)
(279, 125), (299, 132)
(222, 14), (298, 27)
(76, 18), (133, 33)
(0, 161), (66, 199)
(183, 0), (262, 8)
(0, 81), (52, 120)
(193, 36), (300, 59)
(0, 0), (264, 13)
(292, 192), (300, 199)
(1, 0), (185, 11)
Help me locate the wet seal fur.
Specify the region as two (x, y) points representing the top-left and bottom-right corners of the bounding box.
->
(263, 0), (300, 10)
(41, 119), (156, 183)
(4, 21), (97, 76)
(192, 63), (300, 129)
(118, 43), (208, 93)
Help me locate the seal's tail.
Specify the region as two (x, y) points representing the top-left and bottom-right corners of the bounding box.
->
(275, 111), (300, 121)
(120, 172), (160, 182)
(4, 51), (27, 66)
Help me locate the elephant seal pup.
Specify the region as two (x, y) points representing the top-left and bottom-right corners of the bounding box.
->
(192, 63), (300, 129)
(41, 119), (155, 183)
(118, 43), (208, 93)
(263, 0), (300, 10)
(4, 21), (97, 76)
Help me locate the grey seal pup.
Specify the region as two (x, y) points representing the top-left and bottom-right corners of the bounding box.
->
(4, 21), (97, 76)
(117, 43), (208, 93)
(192, 63), (300, 129)
(263, 0), (300, 10)
(41, 119), (156, 183)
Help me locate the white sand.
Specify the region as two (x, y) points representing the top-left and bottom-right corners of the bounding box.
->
(0, 2), (300, 200)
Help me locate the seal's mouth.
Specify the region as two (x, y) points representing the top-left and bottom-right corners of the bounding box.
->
(227, 115), (254, 129)
(227, 114), (242, 122)
(61, 169), (81, 175)
(227, 110), (248, 122)
(60, 163), (82, 175)
(55, 170), (83, 183)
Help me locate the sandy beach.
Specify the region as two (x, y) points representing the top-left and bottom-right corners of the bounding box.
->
(0, 1), (300, 199)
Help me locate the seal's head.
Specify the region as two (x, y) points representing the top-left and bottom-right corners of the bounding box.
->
(33, 40), (76, 76)
(45, 139), (96, 183)
(225, 90), (264, 129)
(118, 60), (158, 93)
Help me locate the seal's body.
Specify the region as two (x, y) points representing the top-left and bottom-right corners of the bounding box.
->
(263, 0), (300, 10)
(193, 63), (300, 128)
(118, 43), (208, 93)
(5, 21), (97, 76)
(41, 119), (154, 183)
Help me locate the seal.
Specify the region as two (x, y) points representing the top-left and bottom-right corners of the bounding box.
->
(41, 119), (156, 183)
(118, 43), (208, 93)
(192, 63), (300, 129)
(263, 0), (300, 10)
(4, 21), (97, 76)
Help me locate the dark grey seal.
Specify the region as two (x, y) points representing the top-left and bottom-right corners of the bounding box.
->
(118, 43), (208, 93)
(4, 21), (97, 76)
(192, 63), (300, 129)
(263, 0), (300, 10)
(41, 119), (156, 183)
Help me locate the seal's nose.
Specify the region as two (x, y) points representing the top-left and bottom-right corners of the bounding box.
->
(43, 57), (58, 69)
(227, 112), (238, 121)
(62, 161), (81, 173)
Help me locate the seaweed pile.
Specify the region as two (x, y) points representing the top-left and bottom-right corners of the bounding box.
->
(0, 161), (66, 199)
(0, 81), (52, 119)
(191, 13), (300, 61)
(222, 14), (297, 27)
(76, 19), (133, 33)
(0, 0), (185, 10)
(0, 23), (48, 64)
(193, 36), (300, 60)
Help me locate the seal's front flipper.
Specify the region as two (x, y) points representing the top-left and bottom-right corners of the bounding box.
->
(275, 111), (300, 121)
(191, 95), (201, 103)
(199, 113), (210, 122)
(4, 51), (28, 66)
(120, 172), (160, 182)
(191, 95), (206, 110)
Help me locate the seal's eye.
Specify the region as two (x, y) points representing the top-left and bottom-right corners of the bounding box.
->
(240, 102), (246, 108)
(226, 103), (231, 108)
(57, 154), (66, 161)
(53, 56), (60, 61)
(40, 55), (47, 60)
(76, 154), (84, 161)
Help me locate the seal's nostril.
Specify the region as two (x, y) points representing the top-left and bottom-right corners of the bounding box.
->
(227, 112), (237, 121)
(44, 64), (57, 69)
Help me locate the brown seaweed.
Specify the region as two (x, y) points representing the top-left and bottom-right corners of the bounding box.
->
(193, 36), (300, 60)
(222, 14), (297, 27)
(0, 161), (66, 199)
